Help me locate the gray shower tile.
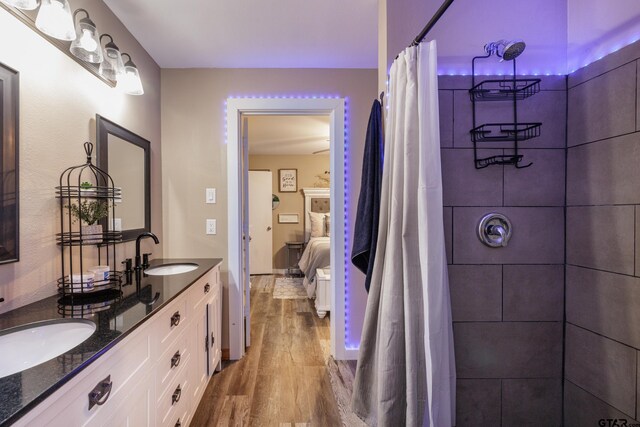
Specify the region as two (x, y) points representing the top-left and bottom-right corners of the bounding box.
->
(568, 61), (636, 146)
(568, 40), (640, 87)
(444, 207), (452, 264)
(565, 323), (637, 416)
(567, 133), (640, 206)
(441, 149), (503, 207)
(439, 90), (454, 147)
(637, 206), (640, 277)
(502, 379), (562, 427)
(517, 90), (567, 149)
(453, 207), (564, 264)
(503, 265), (564, 321)
(566, 206), (635, 274)
(448, 265), (502, 321)
(438, 75), (472, 90)
(564, 380), (638, 427)
(456, 379), (501, 427)
(567, 265), (640, 349)
(454, 322), (562, 378)
(504, 149), (566, 206)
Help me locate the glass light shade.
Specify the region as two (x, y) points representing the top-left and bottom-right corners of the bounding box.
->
(0, 0), (39, 10)
(98, 46), (124, 81)
(35, 0), (76, 41)
(70, 21), (103, 63)
(118, 65), (144, 95)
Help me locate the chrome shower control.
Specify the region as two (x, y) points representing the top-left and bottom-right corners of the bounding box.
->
(478, 213), (512, 248)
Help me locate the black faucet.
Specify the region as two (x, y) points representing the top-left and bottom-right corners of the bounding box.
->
(135, 232), (159, 271)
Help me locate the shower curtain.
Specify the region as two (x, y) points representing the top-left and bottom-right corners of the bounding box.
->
(351, 41), (456, 427)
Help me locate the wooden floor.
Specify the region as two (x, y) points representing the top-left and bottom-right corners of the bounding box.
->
(191, 275), (347, 426)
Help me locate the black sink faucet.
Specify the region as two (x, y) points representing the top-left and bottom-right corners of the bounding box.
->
(135, 232), (159, 271)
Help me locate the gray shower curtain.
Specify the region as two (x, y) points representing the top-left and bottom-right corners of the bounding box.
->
(351, 40), (456, 427)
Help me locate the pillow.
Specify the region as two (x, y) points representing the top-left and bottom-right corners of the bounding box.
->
(324, 213), (331, 237)
(309, 212), (325, 238)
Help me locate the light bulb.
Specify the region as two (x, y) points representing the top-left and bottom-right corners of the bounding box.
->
(79, 29), (97, 52)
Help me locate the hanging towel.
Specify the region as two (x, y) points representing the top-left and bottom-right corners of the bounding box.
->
(351, 99), (384, 293)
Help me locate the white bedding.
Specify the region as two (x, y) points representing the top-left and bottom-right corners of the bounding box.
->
(298, 237), (330, 297)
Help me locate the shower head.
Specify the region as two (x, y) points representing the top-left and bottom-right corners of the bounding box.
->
(484, 39), (526, 61)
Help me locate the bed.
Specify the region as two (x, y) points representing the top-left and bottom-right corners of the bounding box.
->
(298, 188), (331, 318)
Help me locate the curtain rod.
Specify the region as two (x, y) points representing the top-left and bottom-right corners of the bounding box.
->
(409, 0), (454, 47)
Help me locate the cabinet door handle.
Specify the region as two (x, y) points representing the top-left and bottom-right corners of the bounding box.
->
(88, 375), (113, 410)
(175, 420), (181, 427)
(171, 350), (181, 369)
(170, 311), (181, 328)
(172, 385), (182, 405)
(204, 283), (210, 294)
(211, 332), (215, 346)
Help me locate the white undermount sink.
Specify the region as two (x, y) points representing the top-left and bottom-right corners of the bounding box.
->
(0, 319), (96, 379)
(144, 263), (199, 276)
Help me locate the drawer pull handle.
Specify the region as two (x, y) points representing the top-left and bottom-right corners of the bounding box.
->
(171, 350), (181, 369)
(88, 375), (113, 410)
(175, 420), (181, 427)
(172, 385), (182, 405)
(170, 311), (181, 328)
(204, 283), (210, 294)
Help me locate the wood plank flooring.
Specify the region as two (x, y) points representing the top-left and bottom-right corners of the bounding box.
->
(191, 275), (345, 427)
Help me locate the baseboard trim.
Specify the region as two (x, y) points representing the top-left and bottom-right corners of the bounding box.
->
(272, 269), (286, 275)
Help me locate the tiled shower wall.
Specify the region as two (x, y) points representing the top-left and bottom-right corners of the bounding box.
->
(564, 41), (640, 424)
(438, 75), (567, 426)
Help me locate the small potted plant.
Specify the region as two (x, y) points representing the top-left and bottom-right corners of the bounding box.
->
(67, 200), (109, 244)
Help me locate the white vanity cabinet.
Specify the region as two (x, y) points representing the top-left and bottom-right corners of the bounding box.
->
(13, 263), (222, 427)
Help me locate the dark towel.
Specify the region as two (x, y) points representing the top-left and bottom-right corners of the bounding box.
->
(351, 99), (384, 293)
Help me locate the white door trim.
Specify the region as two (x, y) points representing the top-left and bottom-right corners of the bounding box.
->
(226, 97), (352, 360)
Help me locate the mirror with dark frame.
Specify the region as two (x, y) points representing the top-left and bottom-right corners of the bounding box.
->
(0, 62), (19, 264)
(96, 115), (150, 242)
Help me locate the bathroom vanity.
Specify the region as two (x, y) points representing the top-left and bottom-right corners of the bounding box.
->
(0, 258), (222, 427)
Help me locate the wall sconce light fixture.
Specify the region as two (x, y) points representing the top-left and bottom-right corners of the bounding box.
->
(0, 0), (39, 10)
(69, 8), (102, 63)
(98, 34), (124, 81)
(35, 0), (75, 41)
(1, 1), (144, 94)
(119, 53), (144, 95)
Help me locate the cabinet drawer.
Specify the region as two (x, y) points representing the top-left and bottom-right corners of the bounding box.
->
(157, 298), (188, 348)
(188, 268), (217, 312)
(156, 330), (190, 403)
(157, 359), (192, 427)
(28, 329), (152, 426)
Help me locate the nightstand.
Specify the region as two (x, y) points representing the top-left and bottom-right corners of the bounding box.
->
(285, 241), (304, 277)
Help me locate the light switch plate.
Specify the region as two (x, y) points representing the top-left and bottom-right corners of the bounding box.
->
(111, 218), (122, 232)
(206, 219), (216, 235)
(206, 188), (216, 204)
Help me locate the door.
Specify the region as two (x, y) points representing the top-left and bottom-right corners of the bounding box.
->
(240, 117), (251, 348)
(248, 171), (273, 274)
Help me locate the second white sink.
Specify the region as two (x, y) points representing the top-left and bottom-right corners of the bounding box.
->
(144, 263), (198, 276)
(0, 319), (96, 379)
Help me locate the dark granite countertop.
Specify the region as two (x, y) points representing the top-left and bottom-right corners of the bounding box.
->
(0, 258), (222, 426)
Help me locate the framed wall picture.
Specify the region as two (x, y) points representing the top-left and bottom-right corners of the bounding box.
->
(0, 62), (19, 264)
(278, 213), (299, 224)
(278, 169), (297, 193)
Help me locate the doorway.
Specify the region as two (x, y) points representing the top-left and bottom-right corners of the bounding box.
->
(226, 97), (348, 360)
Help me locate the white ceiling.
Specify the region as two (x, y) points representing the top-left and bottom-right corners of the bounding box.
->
(247, 115), (330, 156)
(104, 0), (640, 74)
(103, 0), (378, 69)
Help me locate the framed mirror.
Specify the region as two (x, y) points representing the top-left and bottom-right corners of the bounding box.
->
(96, 115), (150, 242)
(0, 62), (19, 264)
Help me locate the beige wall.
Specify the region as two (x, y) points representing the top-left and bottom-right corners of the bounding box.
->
(0, 2), (162, 313)
(161, 68), (377, 349)
(249, 154), (330, 269)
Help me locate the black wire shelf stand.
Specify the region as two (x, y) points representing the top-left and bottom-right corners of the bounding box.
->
(55, 142), (122, 303)
(469, 53), (542, 169)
